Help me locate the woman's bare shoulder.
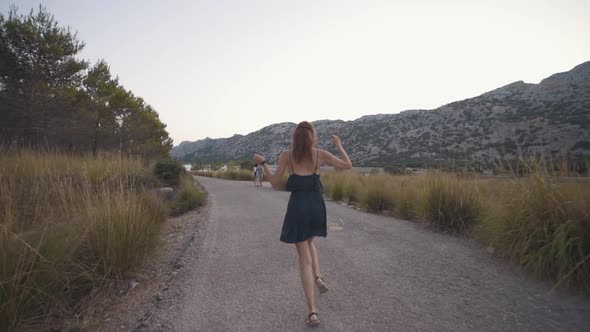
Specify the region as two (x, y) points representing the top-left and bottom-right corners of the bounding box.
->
(278, 150), (290, 160)
(316, 148), (331, 162)
(316, 148), (329, 156)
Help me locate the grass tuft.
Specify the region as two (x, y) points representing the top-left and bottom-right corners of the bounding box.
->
(170, 174), (206, 216)
(321, 167), (589, 289)
(418, 173), (481, 235)
(478, 175), (590, 288)
(363, 174), (395, 212)
(0, 151), (170, 329)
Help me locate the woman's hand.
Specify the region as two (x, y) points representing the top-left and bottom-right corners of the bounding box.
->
(324, 135), (352, 169)
(254, 154), (266, 164)
(331, 135), (342, 148)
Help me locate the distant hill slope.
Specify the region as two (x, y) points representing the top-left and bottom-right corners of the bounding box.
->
(172, 61), (590, 167)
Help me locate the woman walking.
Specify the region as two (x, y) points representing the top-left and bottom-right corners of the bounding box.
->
(254, 121), (352, 326)
(256, 163), (264, 187)
(253, 163), (259, 186)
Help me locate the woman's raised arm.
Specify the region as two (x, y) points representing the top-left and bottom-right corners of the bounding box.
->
(320, 135), (352, 170)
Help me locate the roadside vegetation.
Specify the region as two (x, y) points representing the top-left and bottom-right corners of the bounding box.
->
(195, 169), (254, 181)
(322, 164), (590, 290)
(0, 6), (206, 330)
(170, 172), (206, 215)
(0, 151), (204, 329)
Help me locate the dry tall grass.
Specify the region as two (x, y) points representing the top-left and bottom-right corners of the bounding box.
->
(194, 169), (254, 181)
(477, 175), (590, 289)
(170, 173), (206, 216)
(0, 151), (168, 329)
(419, 173), (481, 235)
(322, 169), (590, 289)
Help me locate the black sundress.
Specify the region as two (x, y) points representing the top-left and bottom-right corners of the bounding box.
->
(280, 149), (327, 243)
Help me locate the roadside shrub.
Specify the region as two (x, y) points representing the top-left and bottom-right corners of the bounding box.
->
(478, 176), (590, 288)
(154, 159), (185, 185)
(342, 175), (365, 203)
(331, 181), (344, 201)
(194, 170), (214, 178)
(390, 177), (420, 220)
(384, 164), (406, 174)
(170, 174), (206, 216)
(240, 160), (254, 170)
(0, 151), (168, 329)
(82, 186), (167, 275)
(363, 174), (395, 212)
(419, 173), (480, 235)
(322, 171), (365, 203)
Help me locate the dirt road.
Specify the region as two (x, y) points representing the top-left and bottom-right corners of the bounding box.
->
(165, 176), (590, 331)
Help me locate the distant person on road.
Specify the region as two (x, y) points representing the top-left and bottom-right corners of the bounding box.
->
(256, 163), (264, 187)
(253, 164), (259, 186)
(254, 121), (352, 327)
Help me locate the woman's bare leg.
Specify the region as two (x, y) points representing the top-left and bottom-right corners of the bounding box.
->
(308, 238), (322, 278)
(295, 241), (317, 315)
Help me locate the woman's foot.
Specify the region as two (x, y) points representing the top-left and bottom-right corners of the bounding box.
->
(305, 312), (320, 326)
(315, 276), (328, 294)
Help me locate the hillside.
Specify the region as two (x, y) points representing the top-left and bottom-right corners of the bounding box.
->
(172, 61), (590, 168)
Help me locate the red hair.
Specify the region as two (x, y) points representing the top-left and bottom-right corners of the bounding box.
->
(292, 121), (316, 163)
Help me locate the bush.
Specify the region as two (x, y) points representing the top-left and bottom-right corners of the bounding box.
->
(419, 173), (480, 235)
(154, 159), (185, 185)
(240, 160), (254, 170)
(331, 182), (344, 201)
(0, 151), (168, 329)
(391, 177), (420, 220)
(384, 164), (405, 174)
(478, 176), (590, 288)
(170, 174), (206, 216)
(343, 175), (364, 203)
(363, 174), (395, 212)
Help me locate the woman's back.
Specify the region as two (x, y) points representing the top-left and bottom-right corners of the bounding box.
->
(286, 148), (322, 193)
(288, 148), (320, 175)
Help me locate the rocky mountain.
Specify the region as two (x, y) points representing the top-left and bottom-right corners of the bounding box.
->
(172, 61), (590, 168)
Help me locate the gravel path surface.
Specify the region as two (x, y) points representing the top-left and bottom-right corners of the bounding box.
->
(166, 176), (590, 331)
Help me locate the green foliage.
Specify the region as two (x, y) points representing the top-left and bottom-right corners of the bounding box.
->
(0, 6), (172, 158)
(240, 160), (254, 170)
(154, 159), (185, 185)
(170, 174), (205, 216)
(210, 162), (224, 171)
(227, 160), (241, 167)
(191, 160), (205, 171)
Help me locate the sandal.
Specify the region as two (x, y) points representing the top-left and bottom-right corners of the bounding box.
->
(315, 276), (329, 294)
(305, 312), (320, 326)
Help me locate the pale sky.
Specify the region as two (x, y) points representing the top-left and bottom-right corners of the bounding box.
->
(7, 0), (590, 144)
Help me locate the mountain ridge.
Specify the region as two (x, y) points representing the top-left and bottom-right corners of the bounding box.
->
(172, 62), (590, 168)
